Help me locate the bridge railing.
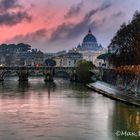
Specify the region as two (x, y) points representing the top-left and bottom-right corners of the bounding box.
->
(0, 66), (77, 70)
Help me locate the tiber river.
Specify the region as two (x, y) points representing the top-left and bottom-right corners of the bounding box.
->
(0, 77), (140, 140)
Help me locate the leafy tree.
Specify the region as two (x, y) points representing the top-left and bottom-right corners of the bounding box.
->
(108, 10), (140, 66)
(45, 59), (56, 67)
(0, 43), (31, 54)
(17, 43), (31, 52)
(76, 60), (96, 84)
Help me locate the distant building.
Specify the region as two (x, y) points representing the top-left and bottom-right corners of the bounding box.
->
(31, 50), (44, 66)
(54, 56), (63, 67)
(44, 53), (56, 60)
(53, 51), (82, 67)
(0, 55), (6, 66)
(0, 44), (45, 66)
(77, 29), (103, 51)
(76, 29), (106, 67)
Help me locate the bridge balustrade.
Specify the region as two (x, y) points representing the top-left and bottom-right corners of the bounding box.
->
(0, 66), (77, 82)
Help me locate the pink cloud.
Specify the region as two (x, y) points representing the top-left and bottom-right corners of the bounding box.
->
(0, 0), (140, 52)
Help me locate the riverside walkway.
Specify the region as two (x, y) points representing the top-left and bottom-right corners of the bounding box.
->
(87, 81), (140, 107)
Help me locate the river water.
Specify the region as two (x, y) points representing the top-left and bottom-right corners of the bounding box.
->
(0, 78), (139, 140)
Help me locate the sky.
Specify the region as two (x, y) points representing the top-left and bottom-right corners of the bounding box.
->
(0, 0), (140, 52)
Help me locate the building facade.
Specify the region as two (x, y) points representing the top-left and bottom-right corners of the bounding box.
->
(0, 44), (45, 67)
(77, 29), (103, 51)
(53, 51), (82, 67)
(76, 29), (106, 67)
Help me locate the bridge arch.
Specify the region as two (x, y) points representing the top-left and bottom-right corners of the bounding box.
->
(0, 70), (23, 81)
(0, 70), (14, 81)
(0, 66), (77, 81)
(54, 70), (70, 78)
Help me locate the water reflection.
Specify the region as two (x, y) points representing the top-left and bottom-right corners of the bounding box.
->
(0, 78), (139, 140)
(112, 103), (140, 140)
(0, 78), (56, 99)
(43, 82), (56, 99)
(17, 82), (30, 93)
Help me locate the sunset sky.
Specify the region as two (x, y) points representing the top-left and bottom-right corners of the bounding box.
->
(0, 0), (140, 52)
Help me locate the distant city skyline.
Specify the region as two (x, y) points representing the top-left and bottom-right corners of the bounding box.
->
(0, 0), (140, 52)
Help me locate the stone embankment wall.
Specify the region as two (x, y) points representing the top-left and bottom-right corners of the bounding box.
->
(101, 69), (140, 93)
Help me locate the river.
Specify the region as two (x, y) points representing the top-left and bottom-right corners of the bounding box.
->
(0, 78), (139, 140)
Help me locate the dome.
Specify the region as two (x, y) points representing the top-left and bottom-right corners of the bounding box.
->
(83, 29), (97, 43)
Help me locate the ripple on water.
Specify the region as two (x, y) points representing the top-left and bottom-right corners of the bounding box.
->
(0, 78), (139, 140)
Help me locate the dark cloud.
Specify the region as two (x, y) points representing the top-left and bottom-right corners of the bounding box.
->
(6, 28), (47, 43)
(0, 11), (31, 26)
(64, 1), (84, 18)
(0, 0), (32, 26)
(0, 0), (21, 12)
(50, 2), (111, 41)
(111, 11), (124, 18)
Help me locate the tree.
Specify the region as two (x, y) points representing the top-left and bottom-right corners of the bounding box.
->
(108, 10), (140, 66)
(17, 43), (31, 52)
(0, 43), (31, 54)
(45, 59), (56, 67)
(76, 60), (96, 84)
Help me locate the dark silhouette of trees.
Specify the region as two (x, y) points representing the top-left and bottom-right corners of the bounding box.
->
(17, 43), (31, 52)
(108, 11), (140, 66)
(0, 43), (31, 54)
(76, 60), (95, 84)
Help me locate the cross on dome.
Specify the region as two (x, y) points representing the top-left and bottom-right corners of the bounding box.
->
(88, 28), (92, 34)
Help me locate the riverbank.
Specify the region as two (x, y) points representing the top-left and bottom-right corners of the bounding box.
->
(87, 81), (140, 107)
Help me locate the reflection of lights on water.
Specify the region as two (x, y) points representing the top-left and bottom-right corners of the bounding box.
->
(136, 112), (140, 130)
(20, 104), (29, 108)
(7, 109), (19, 113)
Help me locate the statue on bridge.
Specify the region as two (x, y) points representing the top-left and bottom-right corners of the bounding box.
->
(43, 70), (54, 82)
(17, 70), (29, 81)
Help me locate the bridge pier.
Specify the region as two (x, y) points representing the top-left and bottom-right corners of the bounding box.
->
(0, 76), (4, 81)
(70, 70), (78, 82)
(17, 70), (29, 82)
(0, 66), (76, 82)
(0, 70), (6, 81)
(44, 73), (54, 82)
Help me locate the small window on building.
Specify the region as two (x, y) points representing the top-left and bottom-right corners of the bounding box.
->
(69, 61), (71, 66)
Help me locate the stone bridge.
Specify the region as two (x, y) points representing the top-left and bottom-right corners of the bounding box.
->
(0, 66), (78, 82)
